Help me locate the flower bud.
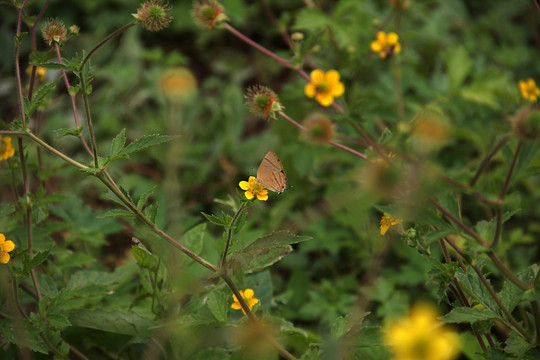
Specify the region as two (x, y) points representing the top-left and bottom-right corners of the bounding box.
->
(41, 18), (67, 46)
(512, 107), (540, 141)
(160, 67), (197, 105)
(245, 85), (283, 119)
(390, 0), (409, 10)
(133, 1), (173, 32)
(303, 113), (335, 143)
(192, 0), (228, 29)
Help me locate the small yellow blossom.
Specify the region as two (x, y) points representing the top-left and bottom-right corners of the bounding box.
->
(304, 69), (345, 107)
(380, 213), (402, 235)
(239, 176), (268, 201)
(0, 233), (15, 264)
(0, 136), (15, 162)
(384, 303), (461, 360)
(26, 66), (47, 81)
(370, 31), (401, 59)
(519, 78), (540, 102)
(231, 288), (259, 314)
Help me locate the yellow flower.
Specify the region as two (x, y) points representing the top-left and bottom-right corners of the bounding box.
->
(384, 303), (461, 360)
(26, 66), (47, 81)
(304, 69), (345, 107)
(160, 67), (197, 105)
(519, 78), (540, 102)
(370, 31), (402, 59)
(0, 233), (15, 264)
(239, 176), (268, 201)
(0, 136), (15, 162)
(231, 288), (259, 314)
(380, 213), (402, 235)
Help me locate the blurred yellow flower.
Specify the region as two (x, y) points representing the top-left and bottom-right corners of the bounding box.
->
(370, 31), (401, 59)
(304, 69), (345, 107)
(231, 288), (259, 314)
(160, 67), (197, 105)
(26, 66), (47, 81)
(519, 78), (540, 102)
(239, 176), (268, 201)
(384, 303), (461, 360)
(380, 213), (402, 235)
(0, 136), (15, 162)
(0, 233), (15, 264)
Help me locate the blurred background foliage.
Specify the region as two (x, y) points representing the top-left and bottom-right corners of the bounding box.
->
(0, 0), (539, 359)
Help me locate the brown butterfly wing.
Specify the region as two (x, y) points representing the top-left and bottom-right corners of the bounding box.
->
(257, 151), (287, 193)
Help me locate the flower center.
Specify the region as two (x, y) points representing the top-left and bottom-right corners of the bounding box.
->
(316, 81), (329, 93)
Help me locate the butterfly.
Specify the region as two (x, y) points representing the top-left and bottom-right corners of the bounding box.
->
(257, 151), (287, 194)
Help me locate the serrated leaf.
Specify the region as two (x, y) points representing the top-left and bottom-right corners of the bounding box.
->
(69, 309), (155, 336)
(23, 250), (50, 275)
(242, 231), (311, 252)
(118, 134), (171, 158)
(0, 203), (16, 217)
(26, 81), (56, 120)
(15, 32), (28, 46)
(0, 319), (48, 354)
(143, 203), (159, 223)
(201, 212), (225, 227)
(54, 127), (83, 138)
(206, 290), (228, 322)
(33, 61), (69, 70)
(181, 223), (206, 265)
(441, 307), (498, 323)
(455, 266), (501, 318)
(68, 84), (80, 96)
(137, 186), (157, 210)
(131, 245), (159, 270)
(99, 209), (135, 219)
(110, 128), (126, 157)
(505, 331), (533, 357)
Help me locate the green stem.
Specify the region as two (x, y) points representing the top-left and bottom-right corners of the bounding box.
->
(434, 200), (532, 291)
(531, 300), (540, 349)
(278, 111), (367, 160)
(80, 75), (99, 167)
(220, 202), (247, 268)
(470, 135), (510, 187)
(81, 22), (136, 68)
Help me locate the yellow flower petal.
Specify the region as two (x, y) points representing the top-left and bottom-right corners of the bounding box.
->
(0, 253), (10, 264)
(243, 288), (254, 298)
(310, 69), (325, 83)
(376, 31), (386, 42)
(256, 193), (268, 201)
(316, 93), (334, 107)
(2, 240), (15, 252)
(387, 32), (399, 44)
(326, 70), (340, 83)
(231, 302), (242, 310)
(394, 43), (402, 55)
(239, 181), (250, 190)
(304, 83), (316, 97)
(331, 82), (345, 97)
(0, 233), (5, 243)
(370, 41), (382, 52)
(244, 191), (254, 200)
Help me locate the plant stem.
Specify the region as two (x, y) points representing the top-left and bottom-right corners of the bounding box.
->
(434, 200), (532, 291)
(81, 22), (137, 68)
(54, 43), (93, 157)
(220, 202), (247, 268)
(278, 111), (367, 159)
(80, 75), (99, 167)
(470, 135), (510, 187)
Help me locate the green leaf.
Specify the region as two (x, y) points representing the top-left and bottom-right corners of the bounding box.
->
(15, 32), (28, 47)
(137, 186), (157, 210)
(54, 126), (83, 138)
(143, 203), (159, 223)
(0, 203), (15, 217)
(201, 212), (225, 227)
(69, 309), (155, 336)
(0, 319), (48, 354)
(22, 250), (50, 276)
(455, 266), (501, 319)
(445, 45), (472, 93)
(118, 134), (171, 158)
(181, 223), (207, 266)
(26, 81), (56, 120)
(441, 307), (499, 323)
(109, 128), (127, 157)
(33, 61), (70, 70)
(131, 245), (159, 270)
(79, 167), (100, 175)
(230, 231), (311, 273)
(505, 331), (534, 358)
(99, 209), (135, 219)
(206, 290), (228, 322)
